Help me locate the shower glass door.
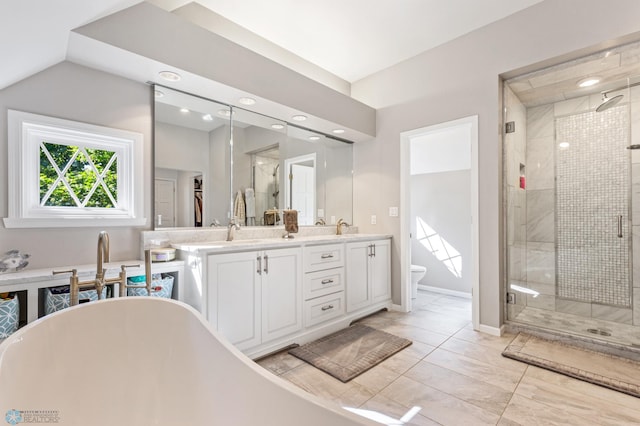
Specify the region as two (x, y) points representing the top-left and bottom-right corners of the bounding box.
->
(504, 68), (640, 346)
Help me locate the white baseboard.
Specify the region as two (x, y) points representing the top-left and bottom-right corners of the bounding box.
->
(419, 285), (472, 299)
(476, 323), (504, 337)
(390, 303), (406, 312)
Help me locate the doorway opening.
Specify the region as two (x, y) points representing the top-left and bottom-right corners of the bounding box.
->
(400, 115), (479, 332)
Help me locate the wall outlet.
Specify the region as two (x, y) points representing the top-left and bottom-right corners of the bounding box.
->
(317, 208), (324, 218)
(330, 216), (336, 225)
(506, 292), (516, 304)
(389, 206), (399, 217)
(371, 215), (377, 225)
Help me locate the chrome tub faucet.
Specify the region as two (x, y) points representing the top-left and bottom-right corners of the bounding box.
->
(53, 231), (141, 306)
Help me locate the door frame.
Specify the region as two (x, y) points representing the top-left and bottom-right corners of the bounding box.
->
(399, 115), (479, 331)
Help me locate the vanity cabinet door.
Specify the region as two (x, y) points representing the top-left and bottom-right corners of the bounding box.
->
(207, 251), (261, 350)
(261, 247), (303, 342)
(346, 239), (391, 313)
(346, 241), (372, 312)
(370, 239), (391, 304)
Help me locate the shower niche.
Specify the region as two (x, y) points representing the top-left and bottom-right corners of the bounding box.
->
(503, 40), (640, 348)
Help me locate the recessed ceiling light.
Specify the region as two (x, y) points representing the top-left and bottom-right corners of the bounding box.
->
(239, 97), (256, 106)
(202, 114), (213, 121)
(271, 124), (285, 130)
(218, 109), (232, 117)
(180, 108), (190, 113)
(309, 136), (321, 141)
(332, 129), (345, 134)
(159, 70), (181, 82)
(577, 77), (601, 88)
(292, 115), (307, 121)
(154, 90), (164, 98)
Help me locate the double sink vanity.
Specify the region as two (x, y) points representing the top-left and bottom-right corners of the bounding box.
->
(149, 86), (388, 358)
(158, 229), (391, 359)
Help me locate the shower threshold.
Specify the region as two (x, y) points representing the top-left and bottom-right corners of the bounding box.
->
(506, 307), (640, 362)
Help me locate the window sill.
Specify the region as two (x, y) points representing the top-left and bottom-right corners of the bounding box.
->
(2, 217), (148, 229)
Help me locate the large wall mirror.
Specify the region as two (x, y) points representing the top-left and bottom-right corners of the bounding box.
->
(154, 86), (353, 229)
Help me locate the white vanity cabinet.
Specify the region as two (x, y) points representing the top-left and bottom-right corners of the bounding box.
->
(345, 239), (391, 313)
(174, 234), (391, 358)
(206, 247), (302, 351)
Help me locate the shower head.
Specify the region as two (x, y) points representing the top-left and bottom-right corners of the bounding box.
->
(596, 93), (624, 112)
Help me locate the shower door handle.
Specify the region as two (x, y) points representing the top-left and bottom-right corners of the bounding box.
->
(618, 215), (623, 238)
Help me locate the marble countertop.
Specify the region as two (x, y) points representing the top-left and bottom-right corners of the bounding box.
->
(171, 233), (392, 253)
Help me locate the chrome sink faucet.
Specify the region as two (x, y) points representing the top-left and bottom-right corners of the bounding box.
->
(336, 218), (349, 235)
(227, 219), (241, 241)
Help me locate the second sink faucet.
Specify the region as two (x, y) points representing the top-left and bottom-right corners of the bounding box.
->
(227, 219), (241, 241)
(336, 218), (349, 235)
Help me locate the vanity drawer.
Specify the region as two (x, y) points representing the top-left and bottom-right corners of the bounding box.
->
(303, 244), (344, 272)
(304, 292), (345, 327)
(303, 268), (344, 300)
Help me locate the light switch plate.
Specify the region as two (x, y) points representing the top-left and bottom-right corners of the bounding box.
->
(389, 207), (399, 217)
(317, 209), (324, 218)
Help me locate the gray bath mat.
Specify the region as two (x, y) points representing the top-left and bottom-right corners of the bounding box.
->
(503, 333), (640, 398)
(289, 324), (412, 383)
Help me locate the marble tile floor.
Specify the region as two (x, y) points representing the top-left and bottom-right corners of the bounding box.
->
(257, 291), (640, 425)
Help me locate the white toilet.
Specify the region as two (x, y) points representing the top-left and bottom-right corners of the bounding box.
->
(410, 264), (427, 299)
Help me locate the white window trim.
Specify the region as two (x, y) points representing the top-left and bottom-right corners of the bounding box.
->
(4, 110), (147, 228)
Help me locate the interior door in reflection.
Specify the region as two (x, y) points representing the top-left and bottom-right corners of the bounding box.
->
(155, 178), (176, 227)
(290, 164), (314, 225)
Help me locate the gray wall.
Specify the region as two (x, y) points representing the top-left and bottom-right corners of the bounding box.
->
(410, 170), (471, 294)
(351, 0), (640, 328)
(0, 62), (151, 269)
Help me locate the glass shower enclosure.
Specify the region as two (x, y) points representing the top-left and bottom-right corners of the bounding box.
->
(503, 41), (640, 348)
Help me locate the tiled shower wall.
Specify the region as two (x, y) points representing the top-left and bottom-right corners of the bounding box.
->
(556, 106), (630, 307)
(519, 89), (640, 325)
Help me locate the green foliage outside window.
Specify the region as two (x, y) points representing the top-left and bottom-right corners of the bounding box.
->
(39, 142), (118, 208)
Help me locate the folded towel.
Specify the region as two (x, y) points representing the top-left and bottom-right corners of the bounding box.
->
(284, 209), (298, 233)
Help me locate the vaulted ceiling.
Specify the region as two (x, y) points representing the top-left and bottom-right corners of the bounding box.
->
(1, 0), (543, 91)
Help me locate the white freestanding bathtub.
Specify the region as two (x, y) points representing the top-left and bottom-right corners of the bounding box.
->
(0, 298), (378, 426)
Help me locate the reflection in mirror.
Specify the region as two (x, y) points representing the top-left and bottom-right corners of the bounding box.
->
(154, 86), (353, 229)
(251, 146), (280, 225)
(284, 153), (316, 226)
(154, 87), (231, 228)
(230, 108), (287, 226)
